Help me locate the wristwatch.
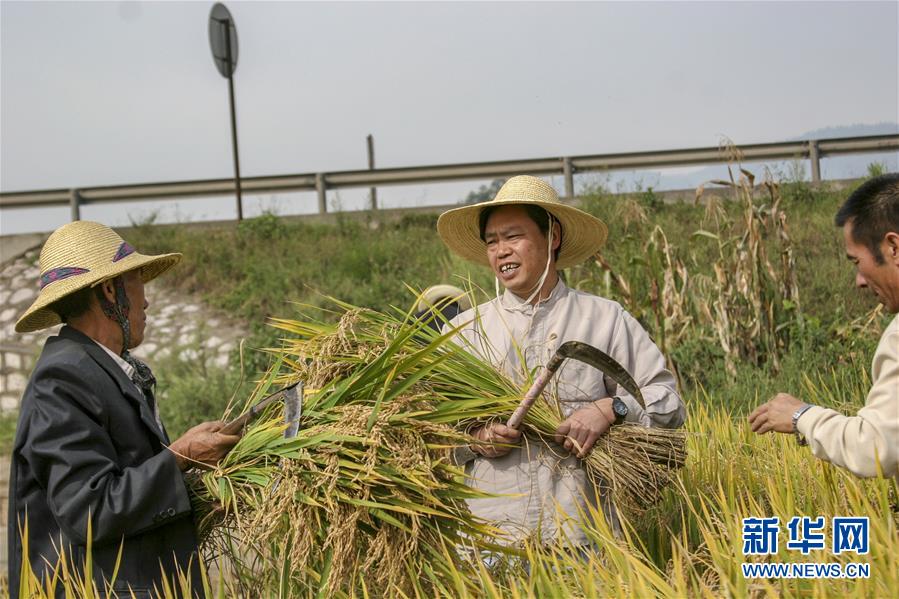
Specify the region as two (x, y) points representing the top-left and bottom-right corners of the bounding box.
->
(611, 396), (629, 425)
(791, 403), (813, 446)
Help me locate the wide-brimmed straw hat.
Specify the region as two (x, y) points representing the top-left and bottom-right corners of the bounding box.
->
(15, 221), (182, 333)
(437, 175), (608, 270)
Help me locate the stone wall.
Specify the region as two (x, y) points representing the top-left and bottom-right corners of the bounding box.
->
(0, 248), (46, 412)
(0, 246), (247, 414)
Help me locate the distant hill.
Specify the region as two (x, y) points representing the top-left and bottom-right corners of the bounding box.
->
(605, 123), (899, 193)
(793, 122), (898, 140)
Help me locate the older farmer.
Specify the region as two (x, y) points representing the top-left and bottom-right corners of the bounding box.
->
(750, 174), (899, 482)
(437, 175), (685, 544)
(8, 221), (240, 597)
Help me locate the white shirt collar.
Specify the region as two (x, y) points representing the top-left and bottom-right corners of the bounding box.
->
(93, 339), (135, 380)
(500, 277), (568, 312)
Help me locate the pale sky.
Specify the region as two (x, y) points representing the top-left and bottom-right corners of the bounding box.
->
(1, 1), (898, 234)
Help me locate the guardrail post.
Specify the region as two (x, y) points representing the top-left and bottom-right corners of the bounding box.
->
(367, 134), (377, 210)
(69, 189), (81, 221)
(562, 157), (574, 199)
(808, 140), (821, 185)
(316, 173), (327, 214)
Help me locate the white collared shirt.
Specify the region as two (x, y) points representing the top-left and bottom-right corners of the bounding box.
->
(797, 314), (899, 481)
(92, 339), (164, 434)
(95, 340), (136, 380)
(447, 279), (685, 544)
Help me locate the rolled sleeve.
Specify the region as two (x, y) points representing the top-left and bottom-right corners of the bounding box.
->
(796, 317), (899, 479)
(610, 310), (685, 429)
(797, 405), (899, 478)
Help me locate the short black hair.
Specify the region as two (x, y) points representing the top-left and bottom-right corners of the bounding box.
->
(478, 204), (562, 261)
(48, 285), (101, 323)
(835, 173), (899, 264)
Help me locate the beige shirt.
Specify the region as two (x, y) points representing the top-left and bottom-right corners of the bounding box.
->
(797, 314), (899, 481)
(448, 280), (685, 544)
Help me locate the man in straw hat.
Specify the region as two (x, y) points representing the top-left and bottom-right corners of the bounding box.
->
(437, 175), (685, 545)
(8, 221), (240, 597)
(749, 173), (899, 483)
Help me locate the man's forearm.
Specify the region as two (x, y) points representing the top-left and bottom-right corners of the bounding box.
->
(797, 406), (899, 478)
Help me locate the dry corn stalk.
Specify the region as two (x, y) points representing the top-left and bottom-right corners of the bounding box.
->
(591, 149), (802, 379)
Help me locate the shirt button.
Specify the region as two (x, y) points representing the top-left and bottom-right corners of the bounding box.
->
(548, 333), (558, 341)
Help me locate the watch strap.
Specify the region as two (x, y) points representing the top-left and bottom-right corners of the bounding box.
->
(791, 403), (813, 446)
(612, 396), (628, 425)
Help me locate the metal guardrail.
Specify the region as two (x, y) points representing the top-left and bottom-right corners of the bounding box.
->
(1, 134), (896, 221)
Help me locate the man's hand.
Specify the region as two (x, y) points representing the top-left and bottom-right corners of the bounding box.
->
(749, 393), (805, 434)
(554, 398), (615, 458)
(168, 421), (241, 471)
(470, 423), (521, 458)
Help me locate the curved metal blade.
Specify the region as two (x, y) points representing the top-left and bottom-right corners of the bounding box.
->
(283, 381), (303, 439)
(557, 341), (646, 408)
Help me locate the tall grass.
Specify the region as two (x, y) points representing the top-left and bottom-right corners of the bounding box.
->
(123, 175), (884, 410)
(7, 170), (895, 596)
(13, 384), (896, 597)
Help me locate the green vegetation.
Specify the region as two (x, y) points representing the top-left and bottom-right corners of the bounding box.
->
(7, 169), (898, 597)
(13, 398), (899, 597)
(130, 211), (494, 319)
(152, 341), (248, 439)
(1, 174), (887, 453)
(0, 411), (17, 453)
(127, 174), (888, 418)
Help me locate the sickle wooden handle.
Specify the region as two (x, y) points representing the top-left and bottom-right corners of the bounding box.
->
(220, 382), (300, 436)
(506, 353), (566, 429)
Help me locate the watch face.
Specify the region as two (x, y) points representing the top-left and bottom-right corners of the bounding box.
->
(613, 398), (628, 418)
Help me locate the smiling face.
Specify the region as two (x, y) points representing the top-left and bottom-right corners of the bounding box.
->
(843, 219), (899, 314)
(483, 205), (561, 301)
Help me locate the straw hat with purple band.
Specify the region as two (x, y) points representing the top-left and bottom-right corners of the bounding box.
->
(437, 175), (608, 270)
(15, 221), (182, 333)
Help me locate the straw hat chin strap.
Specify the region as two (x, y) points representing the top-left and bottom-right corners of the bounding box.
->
(497, 213), (557, 310)
(98, 277), (133, 351)
(97, 277), (156, 393)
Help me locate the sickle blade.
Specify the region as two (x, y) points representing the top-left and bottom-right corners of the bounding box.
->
(283, 381), (303, 439)
(557, 341), (646, 408)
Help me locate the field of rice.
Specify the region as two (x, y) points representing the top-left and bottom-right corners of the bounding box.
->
(7, 166), (898, 597)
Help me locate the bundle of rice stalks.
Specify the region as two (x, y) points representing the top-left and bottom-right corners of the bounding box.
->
(286, 299), (686, 510)
(188, 298), (686, 594)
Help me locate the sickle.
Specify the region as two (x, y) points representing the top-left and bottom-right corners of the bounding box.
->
(506, 340), (645, 429)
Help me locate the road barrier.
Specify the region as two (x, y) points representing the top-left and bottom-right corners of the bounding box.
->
(1, 134), (896, 221)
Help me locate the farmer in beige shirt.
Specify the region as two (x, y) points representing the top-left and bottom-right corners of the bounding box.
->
(750, 173), (899, 482)
(437, 175), (685, 545)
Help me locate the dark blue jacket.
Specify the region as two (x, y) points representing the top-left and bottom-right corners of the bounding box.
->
(7, 326), (202, 597)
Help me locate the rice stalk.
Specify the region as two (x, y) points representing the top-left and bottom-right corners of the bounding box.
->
(13, 385), (897, 597)
(184, 296), (686, 594)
